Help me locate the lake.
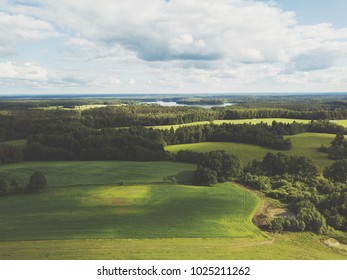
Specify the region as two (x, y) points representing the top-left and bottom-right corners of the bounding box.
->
(143, 101), (234, 109)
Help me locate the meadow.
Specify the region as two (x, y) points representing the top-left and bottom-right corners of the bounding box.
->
(0, 180), (346, 259)
(150, 118), (347, 130)
(166, 132), (335, 171)
(0, 182), (264, 241)
(0, 161), (196, 188)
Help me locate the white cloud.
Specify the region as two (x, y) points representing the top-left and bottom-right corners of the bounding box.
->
(1, 0), (347, 93)
(0, 11), (57, 55)
(0, 61), (48, 80)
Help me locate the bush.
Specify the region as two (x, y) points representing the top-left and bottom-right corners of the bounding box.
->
(26, 171), (47, 193)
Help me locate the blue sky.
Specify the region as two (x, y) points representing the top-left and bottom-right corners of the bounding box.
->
(276, 0), (347, 28)
(1, 0), (347, 94)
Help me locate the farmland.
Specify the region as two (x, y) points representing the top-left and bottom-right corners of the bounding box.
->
(1, 160), (345, 259)
(0, 182), (263, 241)
(151, 118), (347, 130)
(1, 233), (346, 260)
(166, 132), (335, 171)
(0, 160), (346, 259)
(0, 161), (196, 188)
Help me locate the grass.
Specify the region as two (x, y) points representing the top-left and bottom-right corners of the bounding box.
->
(0, 160), (345, 259)
(332, 119), (347, 127)
(0, 161), (196, 188)
(285, 133), (335, 170)
(1, 179), (345, 259)
(167, 142), (271, 164)
(151, 118), (347, 130)
(0, 233), (345, 260)
(0, 182), (264, 241)
(166, 132), (335, 171)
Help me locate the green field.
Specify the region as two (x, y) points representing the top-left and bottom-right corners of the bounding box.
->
(0, 182), (264, 241)
(1, 232), (345, 260)
(151, 118), (311, 130)
(151, 118), (347, 130)
(0, 161), (196, 188)
(332, 119), (347, 127)
(0, 160), (346, 259)
(166, 132), (335, 171)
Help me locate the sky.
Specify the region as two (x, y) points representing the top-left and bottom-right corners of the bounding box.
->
(1, 0), (347, 94)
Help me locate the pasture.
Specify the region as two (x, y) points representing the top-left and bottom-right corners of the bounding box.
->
(151, 118), (347, 130)
(151, 118), (311, 130)
(0, 182), (263, 241)
(0, 161), (196, 188)
(0, 233), (346, 260)
(166, 133), (335, 171)
(0, 160), (346, 259)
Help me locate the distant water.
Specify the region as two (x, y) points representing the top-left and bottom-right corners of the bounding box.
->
(143, 101), (234, 109)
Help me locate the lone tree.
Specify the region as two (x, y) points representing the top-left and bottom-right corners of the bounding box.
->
(26, 171), (47, 193)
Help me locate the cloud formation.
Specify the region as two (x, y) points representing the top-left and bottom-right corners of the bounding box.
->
(1, 0), (347, 93)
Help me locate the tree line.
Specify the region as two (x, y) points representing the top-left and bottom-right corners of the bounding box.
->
(1, 103), (347, 144)
(2, 119), (347, 164)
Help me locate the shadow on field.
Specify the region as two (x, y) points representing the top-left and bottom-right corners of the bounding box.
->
(167, 170), (195, 184)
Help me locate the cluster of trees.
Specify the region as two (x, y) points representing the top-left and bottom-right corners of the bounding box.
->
(241, 152), (347, 233)
(174, 149), (346, 233)
(0, 171), (46, 196)
(323, 159), (347, 183)
(194, 151), (241, 186)
(244, 152), (318, 178)
(320, 133), (347, 160)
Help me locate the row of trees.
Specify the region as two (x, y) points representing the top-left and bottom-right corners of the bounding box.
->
(2, 103), (347, 143)
(25, 126), (168, 161)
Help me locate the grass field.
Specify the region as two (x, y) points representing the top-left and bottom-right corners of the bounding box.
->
(0, 181), (346, 259)
(0, 160), (346, 259)
(0, 161), (196, 188)
(151, 118), (311, 130)
(0, 233), (346, 260)
(151, 118), (347, 130)
(0, 182), (264, 241)
(332, 119), (347, 127)
(166, 133), (335, 171)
